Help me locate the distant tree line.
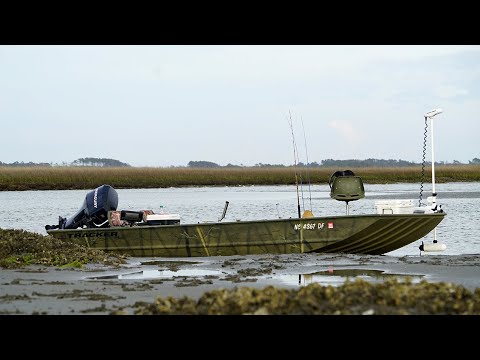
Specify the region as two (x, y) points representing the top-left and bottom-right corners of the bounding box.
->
(0, 161), (51, 167)
(187, 161), (220, 168)
(188, 158), (480, 168)
(1, 157), (479, 168)
(320, 158), (420, 168)
(71, 158), (130, 167)
(0, 158), (130, 167)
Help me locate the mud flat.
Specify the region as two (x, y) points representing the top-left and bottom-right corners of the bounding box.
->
(1, 252), (480, 315)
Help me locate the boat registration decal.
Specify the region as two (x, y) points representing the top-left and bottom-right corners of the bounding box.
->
(294, 222), (326, 231)
(328, 222), (334, 229)
(67, 231), (119, 239)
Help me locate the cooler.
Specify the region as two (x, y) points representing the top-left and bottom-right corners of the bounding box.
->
(375, 199), (414, 214)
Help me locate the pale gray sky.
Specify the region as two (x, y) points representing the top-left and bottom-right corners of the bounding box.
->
(1, 45), (479, 167)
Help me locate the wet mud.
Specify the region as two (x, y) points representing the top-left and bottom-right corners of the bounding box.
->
(1, 228), (480, 315)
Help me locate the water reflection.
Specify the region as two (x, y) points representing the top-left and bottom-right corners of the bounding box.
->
(265, 268), (424, 287)
(297, 268), (424, 286)
(86, 268), (223, 280)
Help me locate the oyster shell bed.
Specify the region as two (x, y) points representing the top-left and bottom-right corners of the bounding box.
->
(0, 228), (126, 268)
(131, 278), (480, 315)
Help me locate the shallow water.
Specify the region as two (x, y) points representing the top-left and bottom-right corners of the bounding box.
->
(273, 269), (425, 287)
(1, 182), (479, 257)
(87, 268), (224, 280)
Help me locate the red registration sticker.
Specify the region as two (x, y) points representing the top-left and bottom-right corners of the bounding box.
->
(327, 222), (334, 229)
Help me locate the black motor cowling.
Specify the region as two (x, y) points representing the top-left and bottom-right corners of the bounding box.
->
(45, 184), (118, 230)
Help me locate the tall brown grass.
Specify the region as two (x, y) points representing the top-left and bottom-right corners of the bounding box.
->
(0, 165), (479, 191)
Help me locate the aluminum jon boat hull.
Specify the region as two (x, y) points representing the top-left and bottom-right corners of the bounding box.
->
(46, 212), (445, 257)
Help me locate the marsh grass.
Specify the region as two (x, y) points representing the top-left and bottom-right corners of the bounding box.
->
(1, 165), (479, 191)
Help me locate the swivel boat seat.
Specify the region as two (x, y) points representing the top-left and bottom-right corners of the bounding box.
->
(329, 170), (365, 215)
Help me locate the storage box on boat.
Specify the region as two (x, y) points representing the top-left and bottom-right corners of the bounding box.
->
(146, 214), (181, 225)
(375, 199), (414, 214)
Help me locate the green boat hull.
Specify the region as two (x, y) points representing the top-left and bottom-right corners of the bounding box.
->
(46, 213), (446, 257)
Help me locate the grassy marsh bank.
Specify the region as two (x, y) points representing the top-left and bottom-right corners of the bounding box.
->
(1, 165), (480, 191)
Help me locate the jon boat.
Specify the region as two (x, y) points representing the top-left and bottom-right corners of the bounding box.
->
(45, 171), (446, 257)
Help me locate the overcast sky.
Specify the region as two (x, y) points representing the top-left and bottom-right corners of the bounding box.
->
(1, 45), (479, 167)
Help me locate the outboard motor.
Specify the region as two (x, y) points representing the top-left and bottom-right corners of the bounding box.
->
(45, 184), (118, 230)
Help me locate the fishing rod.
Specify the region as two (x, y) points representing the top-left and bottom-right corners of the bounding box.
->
(301, 116), (313, 212)
(294, 126), (306, 213)
(288, 111), (302, 218)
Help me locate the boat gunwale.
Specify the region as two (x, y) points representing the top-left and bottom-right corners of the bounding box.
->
(46, 212), (446, 233)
